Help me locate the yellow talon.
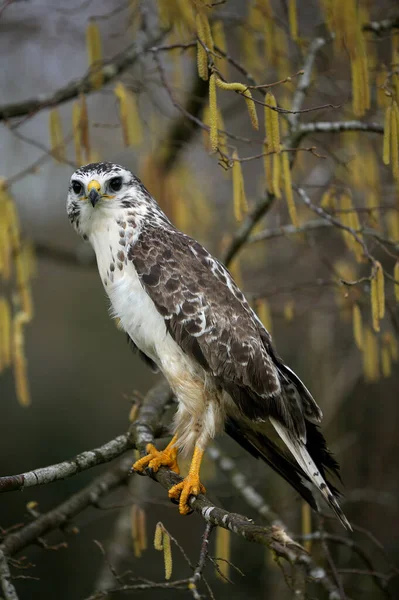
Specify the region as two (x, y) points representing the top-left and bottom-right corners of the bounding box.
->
(168, 446), (205, 515)
(133, 436), (180, 475)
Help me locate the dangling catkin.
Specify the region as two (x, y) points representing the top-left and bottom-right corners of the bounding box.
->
(209, 73), (218, 151)
(86, 21), (103, 89)
(264, 92), (280, 153)
(352, 303), (363, 350)
(281, 150), (298, 226)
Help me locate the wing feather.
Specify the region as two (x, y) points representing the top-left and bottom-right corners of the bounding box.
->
(128, 226), (308, 438)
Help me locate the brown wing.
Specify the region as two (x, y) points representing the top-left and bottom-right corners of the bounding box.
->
(128, 225), (318, 439)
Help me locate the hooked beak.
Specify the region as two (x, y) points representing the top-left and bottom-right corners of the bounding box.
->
(89, 188), (100, 207)
(87, 180), (101, 207)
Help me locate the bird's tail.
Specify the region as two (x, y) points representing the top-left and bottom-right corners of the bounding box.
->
(270, 417), (352, 530)
(225, 416), (352, 530)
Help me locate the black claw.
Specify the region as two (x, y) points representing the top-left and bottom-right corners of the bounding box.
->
(133, 468), (147, 477)
(169, 497), (179, 505)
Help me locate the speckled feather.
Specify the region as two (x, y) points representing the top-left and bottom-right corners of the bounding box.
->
(129, 224), (320, 441)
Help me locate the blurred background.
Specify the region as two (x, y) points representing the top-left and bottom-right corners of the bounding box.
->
(0, 0), (398, 598)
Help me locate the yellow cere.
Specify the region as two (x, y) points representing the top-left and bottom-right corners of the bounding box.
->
(87, 180), (101, 192)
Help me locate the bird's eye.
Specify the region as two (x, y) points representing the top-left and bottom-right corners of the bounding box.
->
(72, 181), (83, 195)
(109, 177), (123, 192)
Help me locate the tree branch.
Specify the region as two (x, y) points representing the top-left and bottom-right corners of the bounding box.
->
(362, 16), (399, 34)
(222, 192), (275, 266)
(206, 444), (343, 600)
(0, 435), (131, 493)
(0, 549), (19, 600)
(289, 37), (327, 130)
(298, 120), (383, 136)
(0, 33), (166, 122)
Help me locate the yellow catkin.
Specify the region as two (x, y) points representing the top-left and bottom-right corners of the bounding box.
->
(209, 73), (218, 151)
(212, 20), (228, 79)
(256, 298), (273, 335)
(215, 78), (259, 130)
(49, 109), (65, 163)
(381, 346), (392, 378)
(15, 253), (33, 321)
(320, 187), (334, 210)
(162, 531), (172, 580)
(383, 104), (391, 165)
(263, 142), (273, 194)
(229, 259), (243, 289)
(391, 101), (399, 181)
(154, 522), (163, 551)
(72, 101), (82, 166)
(394, 262), (399, 302)
(259, 0), (275, 64)
(281, 150), (298, 226)
(196, 13), (208, 80)
(384, 332), (398, 362)
(175, 0), (196, 33)
(301, 502), (312, 553)
(215, 527), (230, 581)
(13, 312), (31, 407)
(0, 297), (11, 372)
(288, 0), (298, 41)
(128, 402), (139, 422)
(217, 109), (227, 156)
(363, 327), (380, 383)
(387, 209), (399, 243)
(0, 183), (11, 281)
(283, 300), (295, 322)
(114, 83), (143, 147)
(241, 6), (263, 76)
(392, 33), (399, 100)
(131, 505), (142, 558)
(78, 95), (90, 160)
(272, 152), (281, 199)
(264, 92), (280, 153)
(231, 152), (247, 221)
(376, 261), (385, 319)
(352, 304), (363, 350)
(370, 277), (379, 332)
(86, 21), (103, 89)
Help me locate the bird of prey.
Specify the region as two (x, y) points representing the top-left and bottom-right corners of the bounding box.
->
(67, 161), (350, 529)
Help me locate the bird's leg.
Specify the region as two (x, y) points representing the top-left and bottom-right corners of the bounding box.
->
(168, 445), (206, 515)
(133, 434), (180, 475)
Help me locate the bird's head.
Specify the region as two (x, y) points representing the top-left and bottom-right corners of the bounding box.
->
(66, 162), (157, 239)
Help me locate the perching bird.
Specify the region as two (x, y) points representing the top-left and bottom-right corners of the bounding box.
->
(67, 161), (351, 529)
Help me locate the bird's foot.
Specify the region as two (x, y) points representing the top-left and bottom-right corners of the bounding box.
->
(132, 443), (180, 475)
(168, 473), (206, 515)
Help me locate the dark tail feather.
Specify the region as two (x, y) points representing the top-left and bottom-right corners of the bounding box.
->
(226, 416), (352, 530)
(225, 417), (318, 511)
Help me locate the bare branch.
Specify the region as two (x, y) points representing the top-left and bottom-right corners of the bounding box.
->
(0, 550), (19, 600)
(289, 37), (327, 130)
(0, 33), (166, 123)
(222, 192), (275, 266)
(298, 120), (383, 136)
(207, 444), (343, 600)
(0, 435), (132, 493)
(362, 17), (399, 34)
